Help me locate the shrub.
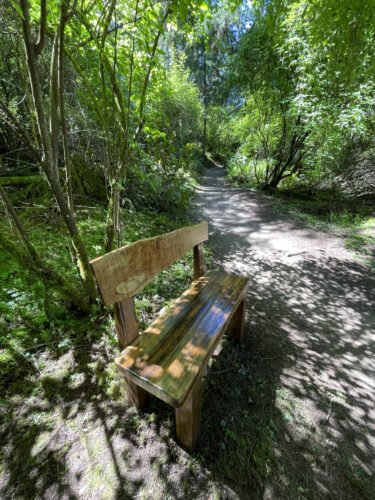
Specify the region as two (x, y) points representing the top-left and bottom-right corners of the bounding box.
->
(227, 153), (270, 185)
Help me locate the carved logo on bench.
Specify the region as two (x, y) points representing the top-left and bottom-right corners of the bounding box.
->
(115, 273), (146, 296)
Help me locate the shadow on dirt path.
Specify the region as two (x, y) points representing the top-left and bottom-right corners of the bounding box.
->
(1, 167), (374, 500)
(191, 167), (375, 499)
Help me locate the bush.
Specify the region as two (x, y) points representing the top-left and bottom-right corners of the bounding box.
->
(126, 159), (195, 214)
(227, 153), (271, 185)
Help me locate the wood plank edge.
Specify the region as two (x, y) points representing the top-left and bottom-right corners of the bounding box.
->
(89, 261), (106, 304)
(114, 359), (181, 408)
(175, 279), (250, 406)
(89, 221), (208, 266)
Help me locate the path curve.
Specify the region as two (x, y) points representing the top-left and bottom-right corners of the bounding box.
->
(193, 166), (375, 498)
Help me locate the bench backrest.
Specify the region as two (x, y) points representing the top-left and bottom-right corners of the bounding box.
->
(90, 221), (208, 306)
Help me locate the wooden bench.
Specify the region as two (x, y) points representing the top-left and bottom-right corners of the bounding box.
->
(90, 221), (249, 451)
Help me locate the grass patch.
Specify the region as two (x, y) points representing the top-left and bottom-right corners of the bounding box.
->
(344, 459), (374, 500)
(196, 337), (278, 496)
(273, 188), (374, 229)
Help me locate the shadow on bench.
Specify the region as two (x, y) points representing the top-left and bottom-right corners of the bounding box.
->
(90, 221), (249, 451)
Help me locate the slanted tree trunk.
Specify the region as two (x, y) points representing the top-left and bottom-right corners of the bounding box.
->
(19, 0), (97, 300)
(0, 185), (87, 310)
(202, 47), (207, 158)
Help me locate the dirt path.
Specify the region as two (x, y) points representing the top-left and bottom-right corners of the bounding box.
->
(2, 168), (374, 500)
(192, 166), (375, 498)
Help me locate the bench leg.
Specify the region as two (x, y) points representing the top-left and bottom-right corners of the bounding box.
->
(114, 299), (147, 410)
(124, 378), (148, 410)
(175, 374), (203, 452)
(228, 298), (245, 343)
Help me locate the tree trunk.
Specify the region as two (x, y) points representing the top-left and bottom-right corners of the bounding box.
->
(0, 231), (88, 311)
(104, 180), (120, 252)
(265, 117), (309, 189)
(19, 0), (97, 301)
(58, 1), (74, 214)
(0, 185), (87, 310)
(49, 33), (59, 176)
(202, 47), (207, 157)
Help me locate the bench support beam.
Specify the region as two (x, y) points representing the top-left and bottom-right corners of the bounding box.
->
(124, 378), (148, 409)
(114, 299), (148, 409)
(193, 243), (205, 280)
(228, 298), (246, 343)
(175, 373), (203, 452)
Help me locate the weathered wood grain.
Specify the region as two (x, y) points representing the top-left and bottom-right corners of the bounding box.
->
(113, 298), (139, 350)
(175, 373), (203, 452)
(113, 298), (147, 409)
(115, 271), (250, 408)
(124, 378), (148, 409)
(90, 221), (208, 306)
(193, 242), (205, 280)
(228, 298), (246, 343)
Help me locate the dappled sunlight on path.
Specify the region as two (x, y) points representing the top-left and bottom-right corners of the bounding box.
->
(195, 167), (355, 257)
(2, 166), (374, 500)
(193, 166), (375, 498)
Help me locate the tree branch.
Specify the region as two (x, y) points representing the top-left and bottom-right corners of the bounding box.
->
(0, 97), (40, 159)
(34, 0), (47, 55)
(134, 6), (171, 143)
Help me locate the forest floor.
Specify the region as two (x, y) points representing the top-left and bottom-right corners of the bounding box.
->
(1, 167), (375, 499)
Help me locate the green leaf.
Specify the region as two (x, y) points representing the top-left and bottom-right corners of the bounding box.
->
(180, 3), (187, 21)
(9, 0), (25, 20)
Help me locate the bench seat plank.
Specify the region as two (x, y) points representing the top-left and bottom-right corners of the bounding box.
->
(115, 271), (249, 408)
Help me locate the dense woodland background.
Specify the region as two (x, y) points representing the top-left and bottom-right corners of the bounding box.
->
(1, 0), (374, 498)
